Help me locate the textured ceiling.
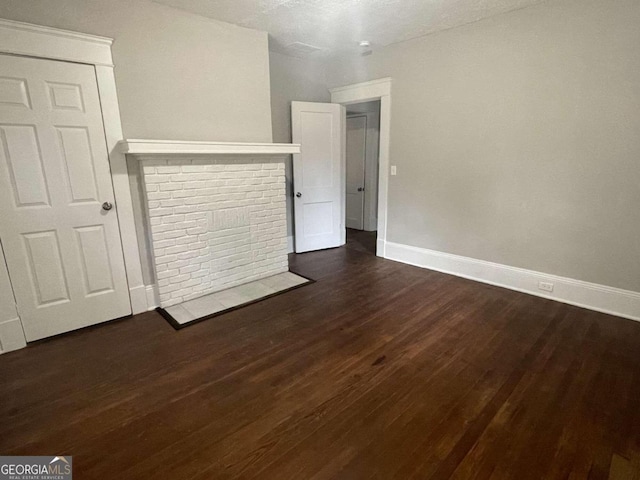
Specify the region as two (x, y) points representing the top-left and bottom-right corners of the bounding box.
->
(153, 0), (545, 57)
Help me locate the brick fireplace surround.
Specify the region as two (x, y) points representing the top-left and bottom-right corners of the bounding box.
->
(123, 140), (299, 309)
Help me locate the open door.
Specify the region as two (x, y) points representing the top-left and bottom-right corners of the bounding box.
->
(345, 115), (367, 230)
(292, 101), (345, 253)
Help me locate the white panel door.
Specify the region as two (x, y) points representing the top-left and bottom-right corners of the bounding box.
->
(292, 101), (345, 253)
(345, 115), (367, 230)
(0, 54), (130, 341)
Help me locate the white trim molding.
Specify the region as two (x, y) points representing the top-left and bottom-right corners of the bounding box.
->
(287, 235), (294, 254)
(0, 241), (26, 354)
(146, 285), (159, 311)
(0, 318), (27, 354)
(119, 139), (301, 156)
(95, 68), (146, 315)
(0, 18), (147, 325)
(330, 78), (393, 102)
(0, 18), (114, 66)
(330, 78), (392, 258)
(384, 241), (640, 322)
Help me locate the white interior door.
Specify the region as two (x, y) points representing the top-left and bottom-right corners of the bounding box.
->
(292, 101), (345, 253)
(0, 54), (131, 341)
(346, 115), (367, 230)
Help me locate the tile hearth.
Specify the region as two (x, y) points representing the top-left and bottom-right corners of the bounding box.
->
(161, 271), (311, 328)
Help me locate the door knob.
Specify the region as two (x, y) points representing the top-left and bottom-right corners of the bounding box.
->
(102, 201), (113, 211)
(296, 192), (302, 198)
(357, 187), (365, 192)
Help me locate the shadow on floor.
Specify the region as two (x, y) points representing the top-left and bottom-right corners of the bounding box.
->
(346, 228), (377, 255)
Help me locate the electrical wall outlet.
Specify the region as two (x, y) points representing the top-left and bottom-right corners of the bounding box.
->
(391, 165), (397, 176)
(538, 281), (554, 293)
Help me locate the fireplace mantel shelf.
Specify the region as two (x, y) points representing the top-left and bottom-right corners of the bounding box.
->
(119, 139), (301, 155)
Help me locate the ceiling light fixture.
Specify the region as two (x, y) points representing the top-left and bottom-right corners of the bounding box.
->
(358, 40), (371, 48)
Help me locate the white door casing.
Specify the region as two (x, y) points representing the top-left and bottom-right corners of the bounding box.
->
(292, 101), (345, 253)
(330, 78), (392, 257)
(346, 115), (366, 230)
(0, 54), (131, 341)
(0, 240), (24, 353)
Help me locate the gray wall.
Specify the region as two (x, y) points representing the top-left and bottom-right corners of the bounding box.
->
(269, 51), (330, 238)
(326, 0), (640, 292)
(0, 0), (273, 142)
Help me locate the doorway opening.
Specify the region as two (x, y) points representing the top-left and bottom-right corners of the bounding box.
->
(291, 77), (391, 257)
(330, 77), (392, 258)
(345, 100), (380, 255)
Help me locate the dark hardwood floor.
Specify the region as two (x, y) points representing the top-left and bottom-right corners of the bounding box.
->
(2, 245), (640, 479)
(346, 228), (377, 255)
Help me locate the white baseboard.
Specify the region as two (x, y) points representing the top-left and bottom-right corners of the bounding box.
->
(0, 317), (27, 354)
(129, 284), (148, 315)
(287, 235), (294, 254)
(384, 241), (640, 322)
(145, 284), (159, 310)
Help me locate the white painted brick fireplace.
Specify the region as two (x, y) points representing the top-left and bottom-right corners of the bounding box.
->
(136, 154), (290, 308)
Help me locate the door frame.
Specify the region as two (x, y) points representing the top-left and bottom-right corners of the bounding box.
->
(0, 19), (147, 351)
(330, 78), (391, 257)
